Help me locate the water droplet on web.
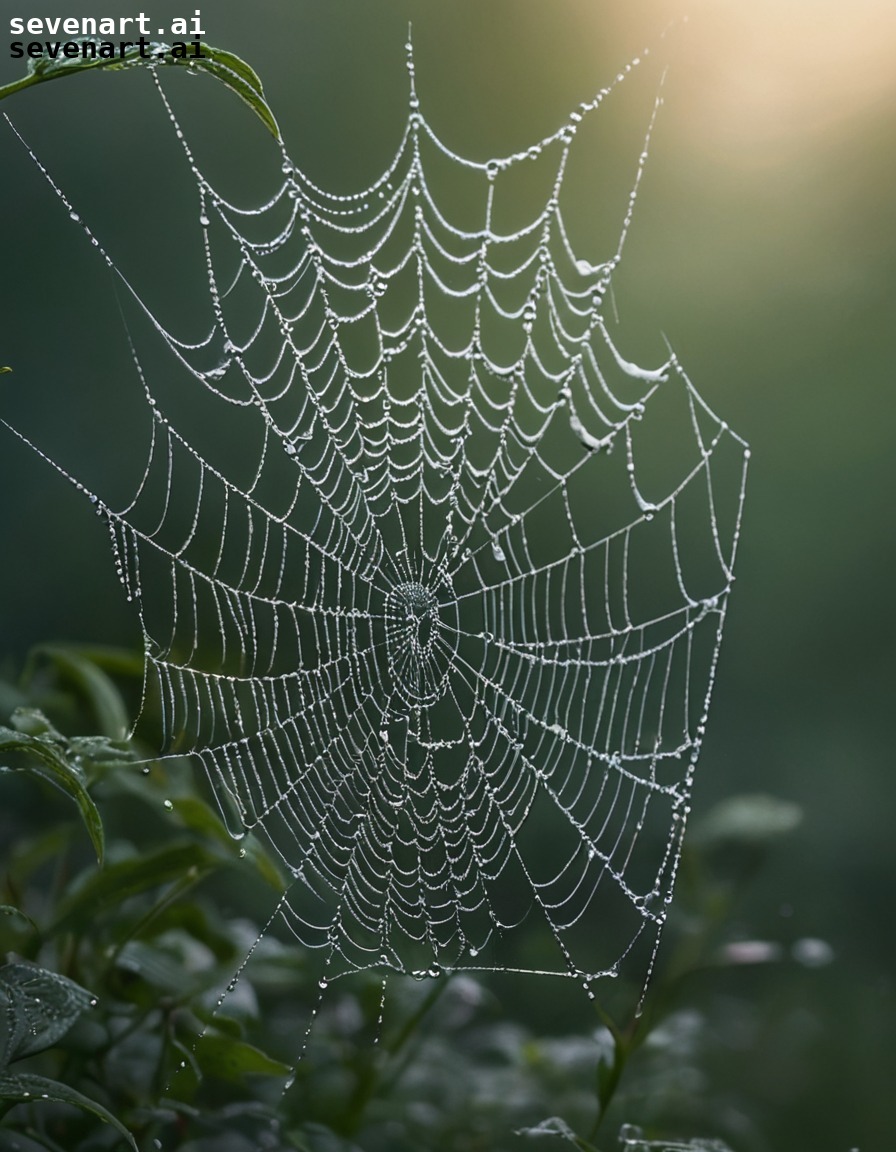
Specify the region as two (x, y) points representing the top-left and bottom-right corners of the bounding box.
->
(69, 210), (80, 223)
(318, 977), (328, 989)
(163, 799), (173, 811)
(238, 847), (246, 858)
(469, 946), (478, 957)
(575, 259), (594, 276)
(491, 539), (506, 563)
(199, 212), (210, 227)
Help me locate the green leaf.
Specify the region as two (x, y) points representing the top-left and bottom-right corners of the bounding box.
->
(49, 644), (144, 680)
(0, 1070), (137, 1150)
(0, 962), (94, 1067)
(27, 646), (130, 741)
(169, 795), (236, 847)
(180, 45), (281, 141)
(237, 834), (287, 893)
(171, 796), (286, 892)
(114, 938), (214, 996)
(67, 735), (137, 772)
(0, 39), (280, 141)
(7, 708), (63, 740)
(0, 723), (104, 864)
(49, 841), (220, 935)
(192, 1032), (290, 1083)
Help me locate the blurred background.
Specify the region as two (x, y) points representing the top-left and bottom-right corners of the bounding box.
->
(1, 1), (893, 1148)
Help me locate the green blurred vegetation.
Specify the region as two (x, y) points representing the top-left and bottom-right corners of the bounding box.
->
(1, 646), (819, 1151)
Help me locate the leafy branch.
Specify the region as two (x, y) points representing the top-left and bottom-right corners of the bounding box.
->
(0, 39), (279, 140)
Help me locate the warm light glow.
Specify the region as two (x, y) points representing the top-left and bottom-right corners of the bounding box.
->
(684, 1), (896, 144)
(593, 0), (896, 166)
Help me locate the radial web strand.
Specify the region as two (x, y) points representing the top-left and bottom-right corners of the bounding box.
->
(5, 40), (749, 998)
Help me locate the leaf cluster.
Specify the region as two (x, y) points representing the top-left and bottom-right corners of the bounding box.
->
(0, 645), (807, 1152)
(0, 647), (294, 1151)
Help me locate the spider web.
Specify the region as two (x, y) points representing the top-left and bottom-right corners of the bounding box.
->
(5, 39), (748, 998)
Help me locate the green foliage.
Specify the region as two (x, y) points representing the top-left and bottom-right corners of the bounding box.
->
(0, 40), (280, 140)
(0, 645), (809, 1151)
(0, 714), (108, 865)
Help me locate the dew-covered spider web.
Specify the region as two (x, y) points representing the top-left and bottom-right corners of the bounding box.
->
(5, 38), (748, 1004)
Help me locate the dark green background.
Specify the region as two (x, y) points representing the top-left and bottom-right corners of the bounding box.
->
(1, 2), (894, 1148)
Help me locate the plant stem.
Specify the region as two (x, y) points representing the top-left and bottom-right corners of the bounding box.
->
(342, 974), (452, 1134)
